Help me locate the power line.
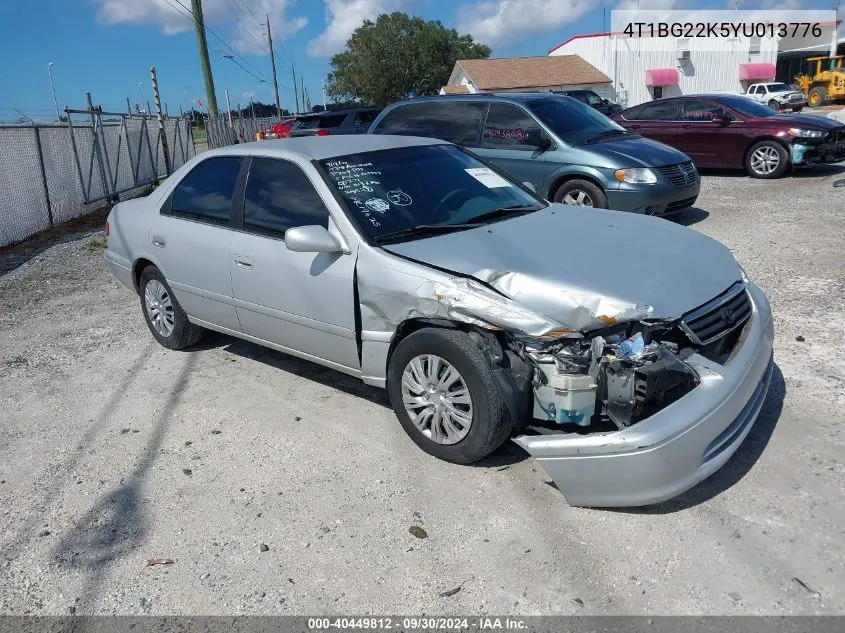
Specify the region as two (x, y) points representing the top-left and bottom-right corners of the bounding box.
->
(163, 0), (272, 82)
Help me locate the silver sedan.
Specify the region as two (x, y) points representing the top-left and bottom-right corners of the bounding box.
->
(104, 135), (774, 507)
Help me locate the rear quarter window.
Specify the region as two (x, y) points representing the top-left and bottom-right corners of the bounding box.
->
(371, 103), (431, 136)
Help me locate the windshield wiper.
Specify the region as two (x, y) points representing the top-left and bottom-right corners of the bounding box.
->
(584, 129), (633, 144)
(375, 223), (482, 244)
(461, 204), (539, 224)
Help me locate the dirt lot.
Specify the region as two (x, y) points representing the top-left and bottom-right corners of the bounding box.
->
(1, 165), (844, 616)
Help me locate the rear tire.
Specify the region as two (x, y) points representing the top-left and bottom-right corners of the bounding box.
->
(808, 86), (828, 107)
(139, 266), (204, 350)
(553, 179), (608, 209)
(387, 328), (512, 465)
(768, 99), (780, 111)
(745, 140), (789, 179)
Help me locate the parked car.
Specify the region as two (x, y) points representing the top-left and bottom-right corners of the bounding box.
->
(368, 93), (700, 216)
(104, 135), (774, 507)
(744, 82), (806, 112)
(271, 117), (297, 138)
(288, 107), (382, 137)
(552, 89), (624, 116)
(611, 94), (845, 178)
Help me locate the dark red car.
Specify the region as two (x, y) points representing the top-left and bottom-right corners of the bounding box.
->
(611, 95), (845, 178)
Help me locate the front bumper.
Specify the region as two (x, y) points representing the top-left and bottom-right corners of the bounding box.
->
(513, 282), (774, 507)
(605, 179), (700, 216)
(791, 138), (845, 166)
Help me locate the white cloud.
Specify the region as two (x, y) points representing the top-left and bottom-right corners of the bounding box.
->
(242, 90), (256, 100)
(306, 0), (406, 57)
(615, 0), (678, 10)
(456, 0), (597, 48)
(95, 0), (307, 53)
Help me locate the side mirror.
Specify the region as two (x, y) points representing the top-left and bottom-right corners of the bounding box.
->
(602, 98), (610, 105)
(285, 225), (342, 254)
(711, 113), (731, 125)
(524, 129), (551, 149)
(522, 181), (537, 193)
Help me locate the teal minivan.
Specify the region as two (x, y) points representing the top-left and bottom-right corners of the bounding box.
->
(368, 93), (700, 215)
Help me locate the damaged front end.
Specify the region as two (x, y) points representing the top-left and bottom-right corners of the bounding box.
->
(517, 325), (700, 432)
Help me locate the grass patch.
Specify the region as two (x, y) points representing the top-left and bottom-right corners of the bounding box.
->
(85, 235), (108, 252)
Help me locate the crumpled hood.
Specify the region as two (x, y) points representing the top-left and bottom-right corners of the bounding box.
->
(586, 136), (690, 168)
(383, 204), (742, 331)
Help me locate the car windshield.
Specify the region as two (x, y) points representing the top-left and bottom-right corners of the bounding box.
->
(528, 96), (628, 144)
(765, 83), (792, 92)
(717, 96), (779, 118)
(319, 144), (545, 243)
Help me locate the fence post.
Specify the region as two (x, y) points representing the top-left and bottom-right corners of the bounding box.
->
(86, 92), (112, 203)
(33, 127), (54, 227)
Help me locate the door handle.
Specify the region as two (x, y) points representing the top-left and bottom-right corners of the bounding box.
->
(152, 235), (166, 248)
(628, 124), (643, 129)
(233, 255), (252, 269)
(682, 124), (695, 128)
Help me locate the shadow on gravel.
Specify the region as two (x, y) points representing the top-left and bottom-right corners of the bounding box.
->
(196, 330), (390, 407)
(0, 207), (110, 277)
(606, 362), (786, 515)
(668, 206), (709, 226)
(698, 163), (845, 180)
(49, 353), (197, 610)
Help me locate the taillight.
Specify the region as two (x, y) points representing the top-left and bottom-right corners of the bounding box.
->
(315, 129), (331, 136)
(104, 220), (110, 237)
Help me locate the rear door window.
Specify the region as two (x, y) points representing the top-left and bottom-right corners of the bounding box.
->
(242, 158), (330, 238)
(482, 103), (542, 149)
(371, 103), (431, 136)
(426, 101), (486, 145)
(295, 114), (346, 129)
(353, 110), (380, 129)
(168, 156), (243, 226)
(634, 101), (679, 121)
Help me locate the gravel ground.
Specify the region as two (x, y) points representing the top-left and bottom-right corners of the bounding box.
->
(1, 165), (844, 616)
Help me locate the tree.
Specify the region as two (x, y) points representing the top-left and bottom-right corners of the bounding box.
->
(326, 12), (491, 106)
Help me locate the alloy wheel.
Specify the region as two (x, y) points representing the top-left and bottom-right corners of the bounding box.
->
(750, 146), (781, 176)
(401, 354), (473, 445)
(562, 189), (594, 206)
(144, 279), (175, 337)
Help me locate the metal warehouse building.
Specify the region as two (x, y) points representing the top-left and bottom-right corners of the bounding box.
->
(549, 22), (842, 107)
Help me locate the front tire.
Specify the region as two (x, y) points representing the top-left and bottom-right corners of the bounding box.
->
(745, 140), (789, 179)
(387, 328), (512, 464)
(553, 179), (608, 209)
(792, 106), (803, 113)
(808, 86), (828, 107)
(139, 266), (203, 349)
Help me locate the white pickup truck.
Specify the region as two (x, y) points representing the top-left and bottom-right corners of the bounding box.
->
(744, 82), (807, 112)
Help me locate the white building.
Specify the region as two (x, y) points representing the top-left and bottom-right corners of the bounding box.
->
(549, 22), (840, 107)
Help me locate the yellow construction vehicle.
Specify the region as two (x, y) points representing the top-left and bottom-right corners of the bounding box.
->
(795, 55), (845, 107)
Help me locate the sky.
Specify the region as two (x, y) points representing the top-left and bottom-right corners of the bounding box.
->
(0, 0), (840, 121)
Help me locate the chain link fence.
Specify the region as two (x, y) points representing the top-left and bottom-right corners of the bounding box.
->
(205, 115), (278, 149)
(0, 112), (195, 248)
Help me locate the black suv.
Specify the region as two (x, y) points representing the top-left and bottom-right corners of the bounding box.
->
(288, 107), (382, 137)
(553, 90), (623, 116)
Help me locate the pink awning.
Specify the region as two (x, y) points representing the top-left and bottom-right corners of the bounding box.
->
(644, 68), (679, 87)
(739, 63), (776, 81)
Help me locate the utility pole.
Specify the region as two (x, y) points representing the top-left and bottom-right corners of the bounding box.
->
(266, 15), (282, 121)
(150, 66), (172, 175)
(191, 0), (219, 117)
(302, 77), (308, 111)
(321, 75), (327, 109)
(47, 63), (61, 123)
(292, 64), (299, 114)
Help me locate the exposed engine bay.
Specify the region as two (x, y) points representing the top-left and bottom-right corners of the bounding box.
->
(515, 323), (702, 431)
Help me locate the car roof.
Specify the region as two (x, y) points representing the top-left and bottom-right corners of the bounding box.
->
(389, 92), (560, 105)
(202, 135), (449, 162)
(298, 107), (380, 117)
